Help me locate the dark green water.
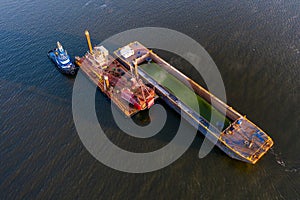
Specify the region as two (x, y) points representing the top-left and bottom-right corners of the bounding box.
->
(0, 0), (299, 199)
(140, 62), (231, 129)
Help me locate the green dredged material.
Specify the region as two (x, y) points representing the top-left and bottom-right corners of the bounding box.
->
(140, 63), (231, 130)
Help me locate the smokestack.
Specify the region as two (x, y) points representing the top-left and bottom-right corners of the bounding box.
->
(85, 30), (93, 54)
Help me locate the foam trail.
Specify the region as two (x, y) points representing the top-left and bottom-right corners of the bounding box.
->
(84, 0), (93, 7)
(100, 4), (107, 8)
(270, 147), (299, 173)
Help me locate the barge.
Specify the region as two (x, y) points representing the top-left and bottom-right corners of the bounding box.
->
(75, 31), (155, 117)
(114, 41), (274, 164)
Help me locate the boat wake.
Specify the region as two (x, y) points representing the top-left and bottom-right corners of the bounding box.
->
(270, 147), (299, 173)
(84, 0), (93, 7)
(83, 0), (107, 9)
(100, 4), (107, 8)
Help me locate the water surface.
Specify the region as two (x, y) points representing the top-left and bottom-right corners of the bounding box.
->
(0, 0), (299, 199)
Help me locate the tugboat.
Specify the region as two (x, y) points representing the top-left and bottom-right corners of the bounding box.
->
(48, 42), (78, 75)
